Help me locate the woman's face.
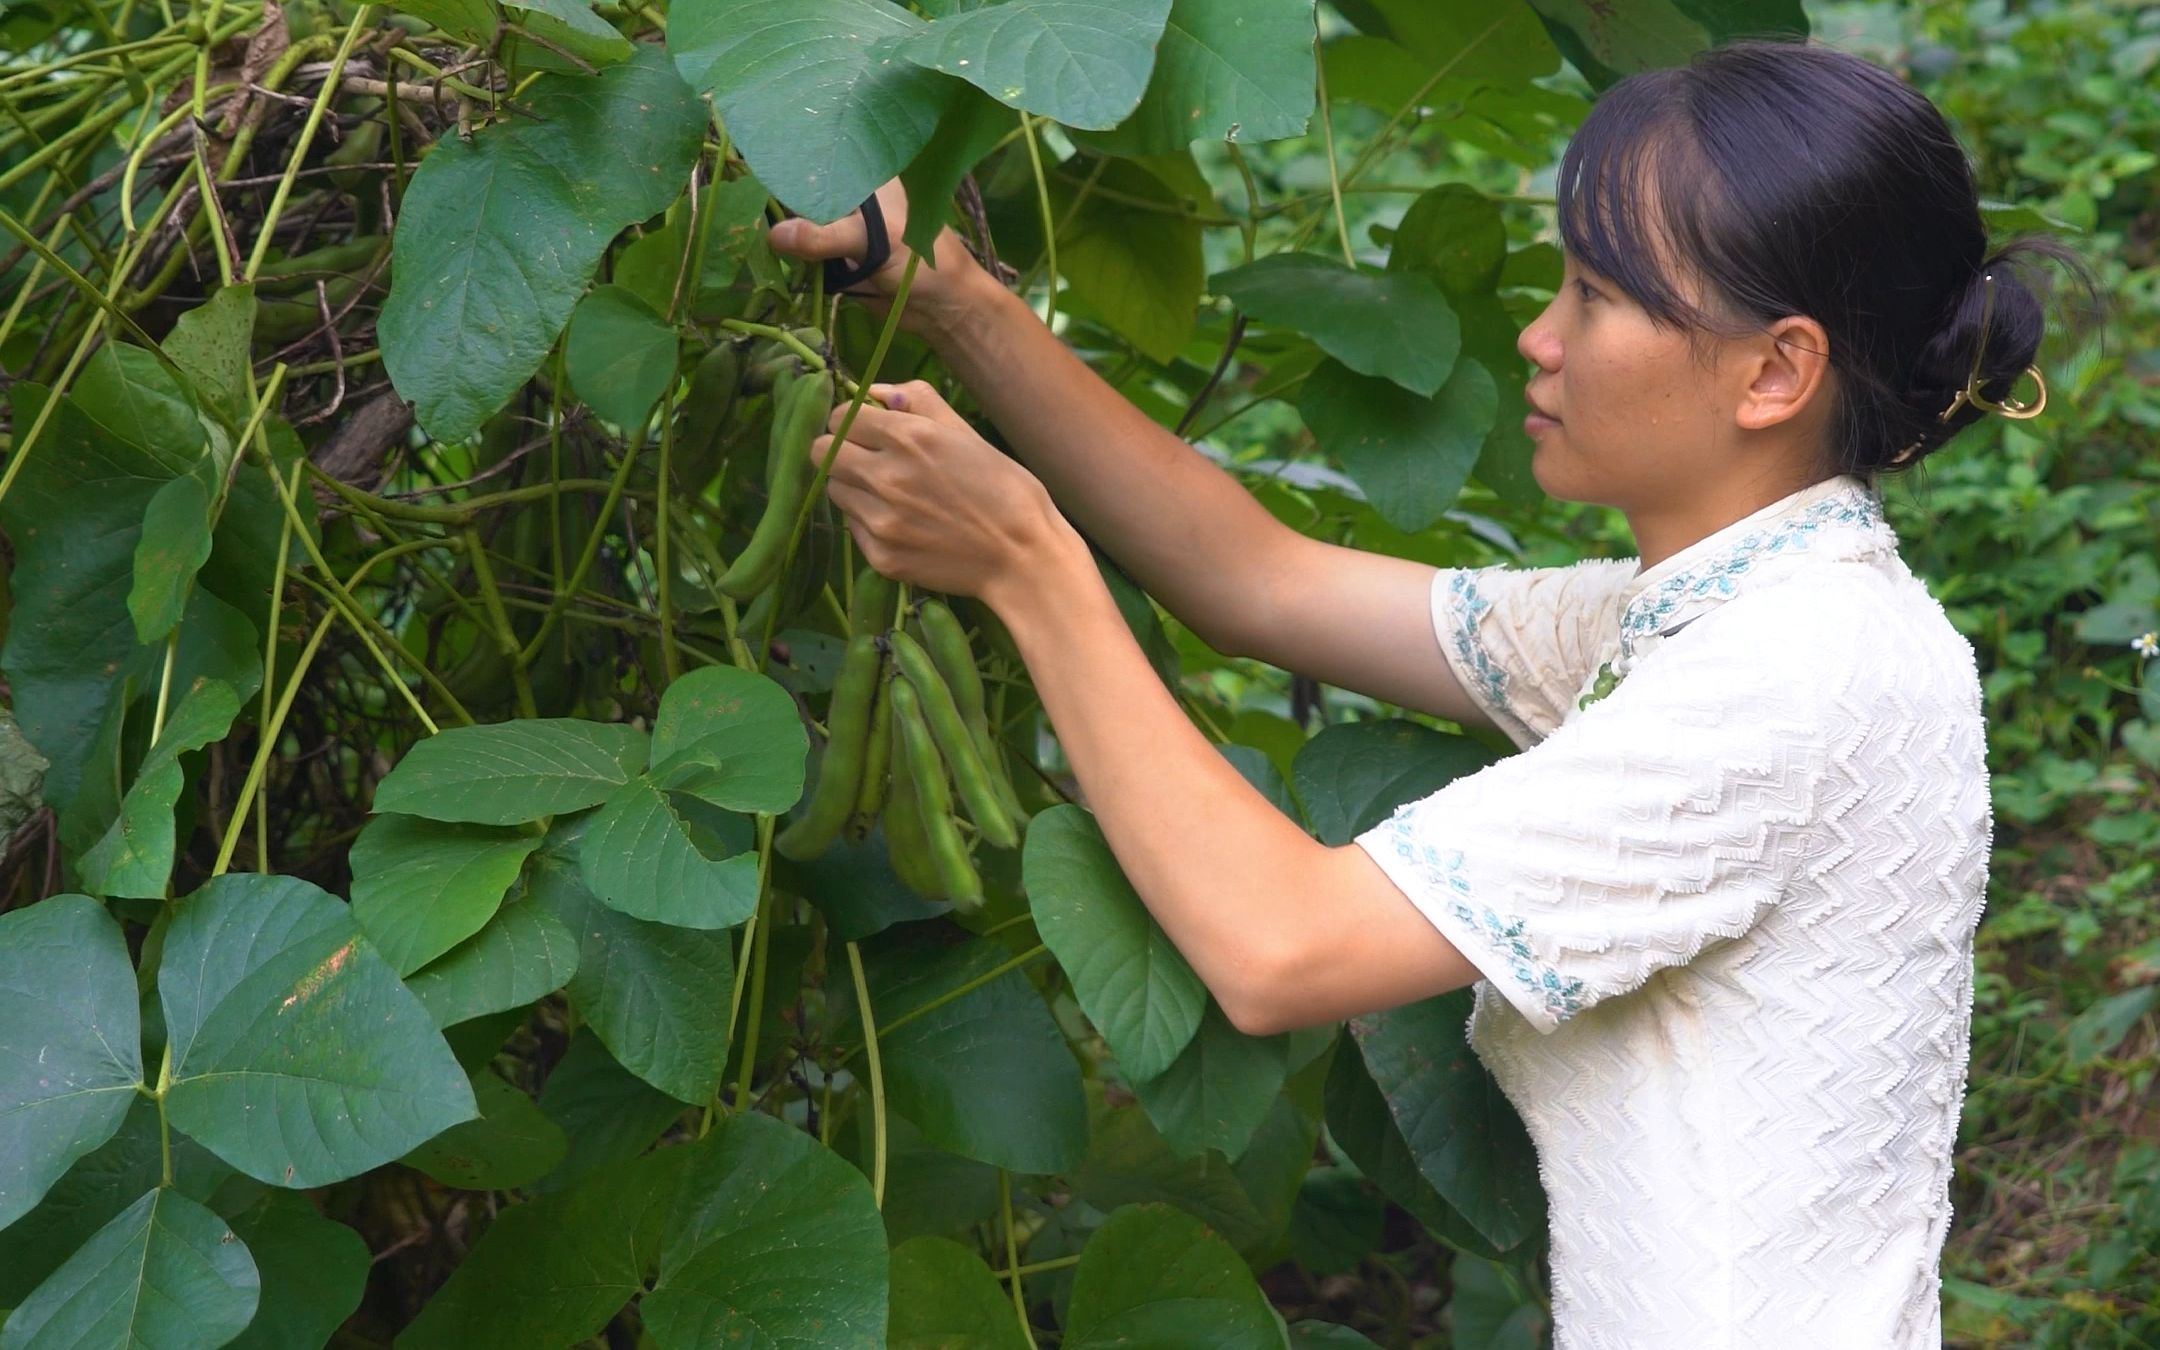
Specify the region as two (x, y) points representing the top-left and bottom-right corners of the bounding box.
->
(1515, 250), (1748, 513)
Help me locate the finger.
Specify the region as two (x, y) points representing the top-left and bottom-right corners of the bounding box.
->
(869, 380), (967, 430)
(768, 211), (869, 263)
(825, 400), (920, 449)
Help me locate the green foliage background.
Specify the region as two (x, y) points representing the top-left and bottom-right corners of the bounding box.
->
(0, 0), (2152, 1347)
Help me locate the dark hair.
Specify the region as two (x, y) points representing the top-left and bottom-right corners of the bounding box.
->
(1554, 39), (2088, 486)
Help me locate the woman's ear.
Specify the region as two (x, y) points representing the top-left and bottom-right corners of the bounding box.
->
(1737, 315), (1833, 431)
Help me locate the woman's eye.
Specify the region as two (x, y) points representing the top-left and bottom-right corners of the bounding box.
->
(1574, 278), (1601, 303)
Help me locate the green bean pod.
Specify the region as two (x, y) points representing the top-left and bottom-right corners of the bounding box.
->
(890, 676), (983, 909)
(848, 565), (899, 636)
(672, 342), (743, 494)
(775, 630), (881, 861)
(915, 599), (1028, 823)
(716, 368), (834, 601)
(890, 630), (1018, 850)
(844, 657), (895, 842)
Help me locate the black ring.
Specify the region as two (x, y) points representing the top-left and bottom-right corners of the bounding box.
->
(822, 193), (891, 293)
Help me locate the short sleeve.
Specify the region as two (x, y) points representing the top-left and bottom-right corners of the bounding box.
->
(1357, 597), (1834, 1034)
(1434, 558), (1639, 750)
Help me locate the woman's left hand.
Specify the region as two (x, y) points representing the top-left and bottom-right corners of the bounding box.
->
(814, 379), (1071, 603)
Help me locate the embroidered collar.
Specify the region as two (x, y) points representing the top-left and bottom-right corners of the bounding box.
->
(1614, 473), (1898, 659)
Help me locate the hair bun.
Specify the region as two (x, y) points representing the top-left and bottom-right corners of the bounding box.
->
(1892, 246), (2052, 463)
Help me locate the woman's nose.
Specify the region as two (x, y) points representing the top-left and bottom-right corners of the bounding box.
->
(1517, 301), (1562, 373)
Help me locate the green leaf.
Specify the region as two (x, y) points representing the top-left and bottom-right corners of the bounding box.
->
(372, 718), (649, 825)
(899, 83), (1017, 263)
(160, 874), (478, 1188)
(565, 284), (678, 429)
(532, 1029), (689, 1190)
(853, 936), (1089, 1174)
(645, 1112), (889, 1347)
(0, 896), (142, 1231)
(1054, 159), (1204, 363)
(1446, 1249), (1545, 1350)
(404, 889), (581, 1028)
(379, 46), (706, 441)
(1527, 0), (1706, 77)
(894, 0), (1173, 131)
(1298, 355), (1496, 533)
(162, 284), (257, 429)
(1288, 1167), (1383, 1276)
(128, 466), (217, 642)
(397, 1146), (688, 1349)
(402, 1068), (569, 1189)
(1385, 183), (1506, 299)
(668, 0), (948, 224)
(503, 0), (633, 66)
(0, 712), (47, 841)
(530, 843), (736, 1103)
(1288, 1322), (1384, 1349)
(1063, 1203), (1280, 1349)
(0, 1188), (258, 1350)
(1075, 1099), (1268, 1256)
(576, 777), (761, 928)
(216, 1188), (370, 1350)
(1082, 0), (1315, 154)
(1290, 720), (1496, 846)
(1211, 254), (1458, 396)
(1023, 804), (1207, 1083)
(1347, 992), (1544, 1253)
(68, 344), (207, 466)
(888, 1236), (1031, 1350)
(1321, 1040), (1511, 1258)
(649, 664), (810, 815)
(1353, 0), (1558, 83)
(75, 677), (242, 899)
(388, 0), (498, 45)
(1130, 1003), (1289, 1161)
(0, 1097), (233, 1309)
(695, 173), (779, 291)
(349, 814), (546, 975)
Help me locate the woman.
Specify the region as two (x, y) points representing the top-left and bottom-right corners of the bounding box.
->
(771, 38), (2071, 1350)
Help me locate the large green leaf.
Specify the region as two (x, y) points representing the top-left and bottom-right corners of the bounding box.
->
(529, 843), (736, 1103)
(1528, 0), (1705, 77)
(1384, 183), (1507, 300)
(402, 1068), (568, 1189)
(1288, 1323), (1384, 1349)
(404, 887), (581, 1028)
(0, 1098), (233, 1309)
(649, 664), (810, 815)
(349, 814), (545, 975)
(894, 0), (1172, 131)
(129, 460), (220, 642)
(0, 383), (190, 817)
(0, 1188), (257, 1350)
(0, 896), (142, 1231)
(645, 1112), (889, 1348)
(1298, 355), (1497, 533)
(1130, 1003), (1289, 1162)
(162, 283), (257, 430)
(68, 344), (207, 463)
(851, 936), (1089, 1174)
(372, 719), (649, 825)
(378, 46), (706, 441)
(1351, 0), (1559, 84)
(577, 776), (761, 928)
(1290, 720), (1495, 846)
(1023, 804), (1207, 1082)
(564, 283), (677, 429)
(669, 0), (948, 224)
(75, 677), (241, 899)
(1321, 1041), (1510, 1258)
(1346, 992), (1544, 1253)
(0, 713), (46, 842)
(1447, 1250), (1546, 1350)
(531, 1029), (689, 1191)
(397, 1145), (689, 1349)
(1063, 1203), (1280, 1349)
(389, 0), (497, 44)
(1083, 0), (1315, 154)
(503, 0), (634, 67)
(1075, 1099), (1268, 1256)
(1054, 159), (1204, 363)
(1211, 254), (1458, 396)
(160, 874), (478, 1188)
(899, 82), (1016, 264)
(889, 1236), (1031, 1350)
(216, 1187), (370, 1350)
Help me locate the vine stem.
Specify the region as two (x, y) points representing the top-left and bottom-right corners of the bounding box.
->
(214, 611), (334, 875)
(845, 940), (886, 1209)
(244, 4), (374, 280)
(1314, 33), (1355, 269)
(1000, 1170), (1039, 1349)
(256, 459), (303, 872)
(1019, 111), (1058, 327)
(465, 527), (537, 717)
(726, 817), (777, 1112)
(518, 427), (643, 666)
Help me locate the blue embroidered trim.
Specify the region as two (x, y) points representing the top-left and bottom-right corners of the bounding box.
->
(1618, 486), (1887, 658)
(1379, 818), (1586, 1022)
(1447, 569), (1510, 710)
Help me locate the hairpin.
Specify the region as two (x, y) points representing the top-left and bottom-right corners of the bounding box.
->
(1889, 272), (2048, 465)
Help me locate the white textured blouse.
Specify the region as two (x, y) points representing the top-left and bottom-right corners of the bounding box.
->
(1355, 473), (1990, 1349)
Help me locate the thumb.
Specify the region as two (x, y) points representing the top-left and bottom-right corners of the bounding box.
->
(768, 213), (869, 263)
(873, 380), (968, 429)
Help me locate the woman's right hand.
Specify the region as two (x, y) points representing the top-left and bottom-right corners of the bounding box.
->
(767, 178), (988, 339)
